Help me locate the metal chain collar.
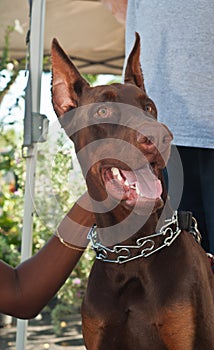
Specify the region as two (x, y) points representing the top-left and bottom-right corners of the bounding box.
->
(87, 211), (201, 264)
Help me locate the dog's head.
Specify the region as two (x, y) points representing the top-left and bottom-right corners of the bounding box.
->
(51, 34), (173, 220)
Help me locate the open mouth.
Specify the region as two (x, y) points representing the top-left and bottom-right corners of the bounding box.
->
(102, 163), (163, 213)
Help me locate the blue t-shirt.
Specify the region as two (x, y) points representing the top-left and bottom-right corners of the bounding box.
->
(125, 0), (214, 148)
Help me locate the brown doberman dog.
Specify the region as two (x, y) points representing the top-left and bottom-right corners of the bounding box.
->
(51, 34), (214, 349)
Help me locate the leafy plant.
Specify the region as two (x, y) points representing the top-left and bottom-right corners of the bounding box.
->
(0, 125), (95, 331)
(0, 20), (24, 105)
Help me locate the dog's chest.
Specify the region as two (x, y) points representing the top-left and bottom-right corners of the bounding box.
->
(82, 263), (168, 348)
(82, 289), (167, 349)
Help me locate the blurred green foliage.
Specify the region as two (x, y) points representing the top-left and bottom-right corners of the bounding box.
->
(0, 127), (95, 334)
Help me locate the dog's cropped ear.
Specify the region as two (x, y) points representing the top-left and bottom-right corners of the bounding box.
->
(124, 32), (146, 93)
(51, 38), (90, 117)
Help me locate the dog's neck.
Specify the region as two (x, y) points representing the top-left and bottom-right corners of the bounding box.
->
(92, 202), (165, 248)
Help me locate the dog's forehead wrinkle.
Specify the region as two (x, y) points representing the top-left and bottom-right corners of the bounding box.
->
(80, 85), (118, 103)
(100, 90), (118, 101)
(81, 83), (148, 106)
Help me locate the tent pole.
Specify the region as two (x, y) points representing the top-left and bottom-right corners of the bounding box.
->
(16, 0), (46, 349)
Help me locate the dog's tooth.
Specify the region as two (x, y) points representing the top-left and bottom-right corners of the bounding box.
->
(130, 184), (136, 189)
(111, 167), (123, 182)
(136, 183), (140, 195)
(124, 180), (129, 186)
(111, 167), (120, 176)
(117, 172), (123, 182)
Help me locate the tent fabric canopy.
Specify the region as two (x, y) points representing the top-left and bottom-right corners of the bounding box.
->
(0, 0), (125, 75)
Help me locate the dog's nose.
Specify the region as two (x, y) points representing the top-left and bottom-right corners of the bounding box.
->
(137, 125), (171, 147)
(136, 122), (173, 163)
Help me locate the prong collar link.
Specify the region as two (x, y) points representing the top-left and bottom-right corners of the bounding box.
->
(87, 211), (201, 264)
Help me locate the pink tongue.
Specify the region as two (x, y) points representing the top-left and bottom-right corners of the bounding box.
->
(121, 164), (162, 199)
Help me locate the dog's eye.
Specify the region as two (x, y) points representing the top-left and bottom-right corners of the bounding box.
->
(144, 101), (157, 118)
(145, 104), (153, 114)
(95, 106), (111, 118)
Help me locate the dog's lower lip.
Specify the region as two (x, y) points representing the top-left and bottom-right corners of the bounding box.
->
(124, 197), (164, 215)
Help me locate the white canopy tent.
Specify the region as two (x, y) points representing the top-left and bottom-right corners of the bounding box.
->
(0, 0), (125, 75)
(0, 1), (125, 349)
